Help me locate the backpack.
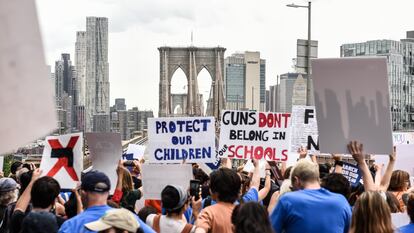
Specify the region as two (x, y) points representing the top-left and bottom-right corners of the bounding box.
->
(153, 214), (193, 233)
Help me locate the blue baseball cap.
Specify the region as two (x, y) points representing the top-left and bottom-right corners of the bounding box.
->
(81, 170), (111, 193)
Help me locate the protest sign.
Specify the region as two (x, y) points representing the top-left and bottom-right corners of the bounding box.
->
(141, 164), (192, 199)
(0, 0), (56, 154)
(312, 57), (393, 154)
(393, 132), (414, 145)
(86, 133), (122, 193)
(199, 154), (221, 175)
(218, 110), (291, 161)
(147, 117), (215, 163)
(123, 144), (146, 160)
(374, 144), (414, 177)
(341, 162), (362, 186)
(39, 133), (83, 189)
(290, 105), (319, 153)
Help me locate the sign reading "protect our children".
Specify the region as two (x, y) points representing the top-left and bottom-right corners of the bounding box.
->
(147, 117), (216, 163)
(218, 110), (291, 161)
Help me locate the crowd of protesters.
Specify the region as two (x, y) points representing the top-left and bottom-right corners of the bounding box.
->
(0, 140), (413, 233)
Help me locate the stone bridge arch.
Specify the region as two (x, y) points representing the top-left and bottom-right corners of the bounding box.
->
(158, 46), (226, 118)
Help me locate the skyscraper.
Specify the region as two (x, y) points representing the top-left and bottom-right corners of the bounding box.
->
(54, 54), (76, 133)
(55, 54), (75, 98)
(75, 31), (87, 106)
(84, 17), (110, 132)
(114, 98), (126, 111)
(341, 31), (414, 130)
(278, 73), (312, 112)
(266, 84), (278, 112)
(225, 51), (266, 111)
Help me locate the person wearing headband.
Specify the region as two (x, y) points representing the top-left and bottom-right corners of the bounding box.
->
(146, 185), (195, 233)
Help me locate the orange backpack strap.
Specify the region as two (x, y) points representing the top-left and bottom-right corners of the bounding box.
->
(153, 214), (161, 233)
(181, 224), (194, 233)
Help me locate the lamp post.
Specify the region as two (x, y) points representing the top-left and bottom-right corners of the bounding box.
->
(287, 1), (312, 106)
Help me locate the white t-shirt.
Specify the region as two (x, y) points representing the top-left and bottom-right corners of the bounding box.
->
(146, 214), (196, 233)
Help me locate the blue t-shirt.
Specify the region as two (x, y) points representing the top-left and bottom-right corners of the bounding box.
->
(242, 188), (259, 203)
(399, 223), (414, 233)
(270, 188), (352, 233)
(58, 205), (155, 233)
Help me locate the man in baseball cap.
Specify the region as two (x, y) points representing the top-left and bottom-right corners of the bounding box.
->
(58, 170), (155, 233)
(59, 171), (112, 233)
(85, 208), (139, 233)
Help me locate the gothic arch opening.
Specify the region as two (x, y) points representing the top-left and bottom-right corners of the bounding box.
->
(197, 67), (213, 116)
(173, 104), (183, 115)
(170, 67), (188, 94)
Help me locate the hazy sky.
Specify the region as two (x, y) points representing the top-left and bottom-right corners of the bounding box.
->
(35, 0), (414, 115)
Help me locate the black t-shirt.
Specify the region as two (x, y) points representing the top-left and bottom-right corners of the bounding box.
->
(10, 210), (65, 233)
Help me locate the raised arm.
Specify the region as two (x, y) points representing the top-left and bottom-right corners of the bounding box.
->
(258, 164), (271, 201)
(332, 154), (343, 174)
(379, 147), (396, 191)
(14, 168), (42, 212)
(250, 159), (261, 191)
(373, 164), (383, 187)
(298, 146), (308, 160)
(347, 141), (377, 191)
(112, 160), (125, 204)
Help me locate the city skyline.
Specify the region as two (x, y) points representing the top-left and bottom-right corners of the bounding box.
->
(36, 0), (414, 115)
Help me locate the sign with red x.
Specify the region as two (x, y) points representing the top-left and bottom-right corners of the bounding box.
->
(40, 133), (83, 189)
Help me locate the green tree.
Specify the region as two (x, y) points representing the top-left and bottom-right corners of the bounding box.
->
(3, 154), (15, 177)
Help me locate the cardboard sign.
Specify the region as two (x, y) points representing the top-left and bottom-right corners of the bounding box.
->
(291, 105), (319, 153)
(86, 133), (122, 194)
(141, 164), (192, 199)
(147, 117), (215, 163)
(312, 58), (393, 154)
(0, 0), (57, 154)
(341, 162), (361, 186)
(123, 144), (146, 160)
(219, 110), (291, 161)
(39, 133), (83, 189)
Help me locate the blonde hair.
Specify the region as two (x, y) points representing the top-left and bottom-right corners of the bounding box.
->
(350, 191), (394, 233)
(290, 159), (319, 184)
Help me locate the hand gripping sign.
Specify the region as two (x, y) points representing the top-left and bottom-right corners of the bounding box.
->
(40, 133), (83, 189)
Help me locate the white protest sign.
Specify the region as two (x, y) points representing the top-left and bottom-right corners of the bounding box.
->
(312, 57), (393, 154)
(147, 117), (215, 163)
(395, 144), (414, 176)
(393, 132), (414, 145)
(0, 0), (57, 154)
(141, 164), (192, 200)
(243, 160), (255, 173)
(290, 105), (319, 153)
(39, 133), (83, 189)
(374, 144), (414, 177)
(219, 110), (291, 161)
(86, 133), (122, 194)
(124, 144), (146, 160)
